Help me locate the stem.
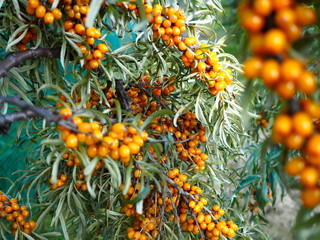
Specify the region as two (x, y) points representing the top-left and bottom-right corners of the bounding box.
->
(0, 96), (76, 135)
(0, 47), (61, 78)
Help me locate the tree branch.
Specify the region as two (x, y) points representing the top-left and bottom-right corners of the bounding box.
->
(0, 47), (61, 78)
(115, 79), (132, 112)
(0, 96), (76, 135)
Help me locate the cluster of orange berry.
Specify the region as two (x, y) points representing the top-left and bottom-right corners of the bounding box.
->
(272, 100), (318, 150)
(149, 113), (208, 171)
(248, 183), (272, 212)
(16, 28), (38, 51)
(256, 112), (268, 128)
(241, 0), (317, 99)
(285, 154), (320, 208)
(273, 99), (320, 207)
(171, 169), (238, 239)
(121, 168), (239, 240)
(62, 0), (110, 69)
(118, 2), (233, 95)
(26, 0), (62, 25)
(49, 174), (68, 190)
(59, 109), (148, 164)
(0, 193), (36, 236)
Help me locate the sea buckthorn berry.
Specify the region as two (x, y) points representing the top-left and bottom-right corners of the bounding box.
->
(264, 29), (288, 54)
(112, 123), (126, 134)
(273, 114), (292, 137)
(285, 157), (306, 176)
(243, 57), (263, 79)
(300, 166), (319, 187)
(295, 5), (317, 26)
(64, 20), (74, 31)
(75, 24), (86, 35)
(97, 43), (109, 54)
(306, 134), (320, 157)
(280, 59), (303, 83)
(35, 5), (46, 18)
(275, 8), (296, 29)
(297, 71), (317, 95)
(87, 145), (98, 158)
(60, 108), (72, 119)
(66, 134), (78, 148)
(253, 0), (272, 17)
(301, 187), (320, 208)
(261, 59), (280, 87)
(240, 9), (265, 33)
(28, 0), (39, 8)
(292, 112), (313, 138)
(44, 12), (54, 24)
(52, 8), (62, 19)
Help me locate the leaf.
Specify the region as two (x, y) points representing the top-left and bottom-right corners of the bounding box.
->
(8, 68), (30, 90)
(59, 214), (70, 240)
(123, 184), (150, 204)
(122, 159), (133, 195)
(86, 0), (104, 28)
(60, 38), (67, 69)
(6, 25), (29, 51)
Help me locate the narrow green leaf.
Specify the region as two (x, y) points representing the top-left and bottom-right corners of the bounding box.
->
(123, 184), (150, 204)
(86, 0), (103, 28)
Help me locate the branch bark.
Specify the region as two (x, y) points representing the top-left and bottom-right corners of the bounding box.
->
(0, 96), (76, 135)
(0, 47), (61, 78)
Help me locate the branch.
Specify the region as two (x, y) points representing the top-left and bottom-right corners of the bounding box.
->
(115, 79), (132, 112)
(0, 96), (77, 135)
(0, 47), (61, 78)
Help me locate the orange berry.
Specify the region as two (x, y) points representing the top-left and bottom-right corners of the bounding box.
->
(44, 12), (54, 24)
(35, 5), (46, 18)
(297, 71), (317, 95)
(243, 56), (263, 79)
(295, 5), (317, 26)
(301, 187), (320, 208)
(261, 59), (280, 87)
(300, 166), (319, 187)
(253, 0), (272, 17)
(75, 24), (86, 35)
(285, 157), (306, 176)
(292, 112), (313, 138)
(87, 145), (98, 158)
(66, 134), (78, 148)
(273, 114), (292, 137)
(264, 29), (288, 54)
(97, 43), (109, 54)
(52, 8), (62, 19)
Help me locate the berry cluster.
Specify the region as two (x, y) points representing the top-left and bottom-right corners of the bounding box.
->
(49, 174), (68, 190)
(121, 168), (239, 240)
(0, 193), (36, 236)
(26, 0), (62, 25)
(273, 99), (320, 207)
(26, 0), (109, 69)
(59, 109), (148, 164)
(272, 102), (314, 150)
(16, 28), (38, 51)
(118, 2), (234, 95)
(256, 112), (268, 128)
(241, 0), (317, 98)
(150, 114), (208, 171)
(285, 155), (320, 208)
